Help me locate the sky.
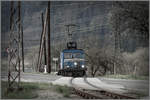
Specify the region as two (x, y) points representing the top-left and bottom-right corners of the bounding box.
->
(1, 1), (112, 51)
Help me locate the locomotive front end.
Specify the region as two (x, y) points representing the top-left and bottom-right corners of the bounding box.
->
(63, 51), (85, 68)
(58, 49), (86, 77)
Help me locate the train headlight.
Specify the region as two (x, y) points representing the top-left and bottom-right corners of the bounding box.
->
(67, 66), (69, 68)
(74, 62), (77, 66)
(81, 65), (85, 68)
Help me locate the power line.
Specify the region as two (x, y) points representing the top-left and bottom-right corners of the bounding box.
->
(24, 25), (108, 42)
(18, 2), (112, 7)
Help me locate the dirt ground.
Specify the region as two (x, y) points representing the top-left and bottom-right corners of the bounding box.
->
(36, 89), (82, 99)
(35, 84), (82, 99)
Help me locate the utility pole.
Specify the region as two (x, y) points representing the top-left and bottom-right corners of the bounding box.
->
(18, 1), (21, 87)
(37, 9), (48, 71)
(21, 26), (24, 72)
(37, 2), (50, 73)
(47, 1), (51, 73)
(42, 13), (47, 66)
(114, 13), (121, 75)
(37, 20), (43, 72)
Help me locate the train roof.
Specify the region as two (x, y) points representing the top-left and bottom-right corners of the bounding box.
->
(62, 49), (84, 53)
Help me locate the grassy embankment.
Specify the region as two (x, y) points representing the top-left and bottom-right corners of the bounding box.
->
(102, 74), (149, 80)
(1, 81), (71, 99)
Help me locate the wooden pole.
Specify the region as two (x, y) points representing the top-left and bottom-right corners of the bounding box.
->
(47, 1), (51, 73)
(37, 24), (43, 72)
(18, 1), (21, 86)
(37, 13), (45, 72)
(21, 26), (24, 72)
(37, 9), (48, 71)
(44, 36), (47, 65)
(42, 13), (47, 65)
(38, 13), (46, 72)
(39, 43), (44, 72)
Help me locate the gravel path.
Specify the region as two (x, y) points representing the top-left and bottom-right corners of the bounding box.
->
(52, 77), (126, 93)
(1, 72), (149, 98)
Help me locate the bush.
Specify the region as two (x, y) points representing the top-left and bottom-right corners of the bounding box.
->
(1, 81), (39, 99)
(54, 85), (70, 97)
(122, 47), (149, 76)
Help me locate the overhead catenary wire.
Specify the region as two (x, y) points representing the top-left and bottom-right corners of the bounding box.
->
(23, 24), (109, 42)
(24, 25), (108, 42)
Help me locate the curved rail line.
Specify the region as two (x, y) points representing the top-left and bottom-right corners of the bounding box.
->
(83, 76), (103, 90)
(69, 76), (136, 99)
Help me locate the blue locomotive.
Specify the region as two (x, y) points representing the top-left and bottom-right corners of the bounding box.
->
(57, 42), (86, 77)
(57, 24), (86, 77)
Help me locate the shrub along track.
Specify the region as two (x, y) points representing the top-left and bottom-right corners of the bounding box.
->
(70, 77), (136, 99)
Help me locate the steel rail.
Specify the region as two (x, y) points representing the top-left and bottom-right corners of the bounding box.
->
(70, 77), (136, 99)
(72, 87), (136, 99)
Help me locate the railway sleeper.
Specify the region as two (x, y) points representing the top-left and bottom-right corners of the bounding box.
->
(78, 88), (136, 99)
(73, 88), (104, 99)
(106, 92), (135, 99)
(96, 90), (136, 99)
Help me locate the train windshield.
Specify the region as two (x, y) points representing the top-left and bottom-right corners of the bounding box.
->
(72, 53), (83, 58)
(64, 53), (72, 59)
(64, 52), (83, 59)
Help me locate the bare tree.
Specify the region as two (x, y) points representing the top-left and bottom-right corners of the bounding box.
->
(109, 1), (149, 48)
(85, 47), (121, 77)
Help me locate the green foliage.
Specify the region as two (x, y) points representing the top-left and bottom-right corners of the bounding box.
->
(2, 81), (71, 99)
(37, 83), (51, 90)
(21, 82), (39, 90)
(1, 81), (39, 99)
(4, 90), (38, 99)
(53, 85), (71, 97)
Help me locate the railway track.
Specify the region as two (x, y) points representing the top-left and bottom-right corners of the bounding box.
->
(70, 77), (136, 99)
(72, 88), (136, 99)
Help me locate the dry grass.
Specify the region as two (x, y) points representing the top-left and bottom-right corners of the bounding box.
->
(103, 74), (149, 80)
(1, 81), (72, 99)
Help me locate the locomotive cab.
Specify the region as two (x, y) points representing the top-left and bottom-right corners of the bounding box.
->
(58, 49), (86, 77)
(57, 24), (86, 77)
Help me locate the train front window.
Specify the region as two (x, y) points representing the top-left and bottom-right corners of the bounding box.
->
(64, 53), (72, 59)
(72, 53), (83, 58)
(64, 52), (84, 59)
